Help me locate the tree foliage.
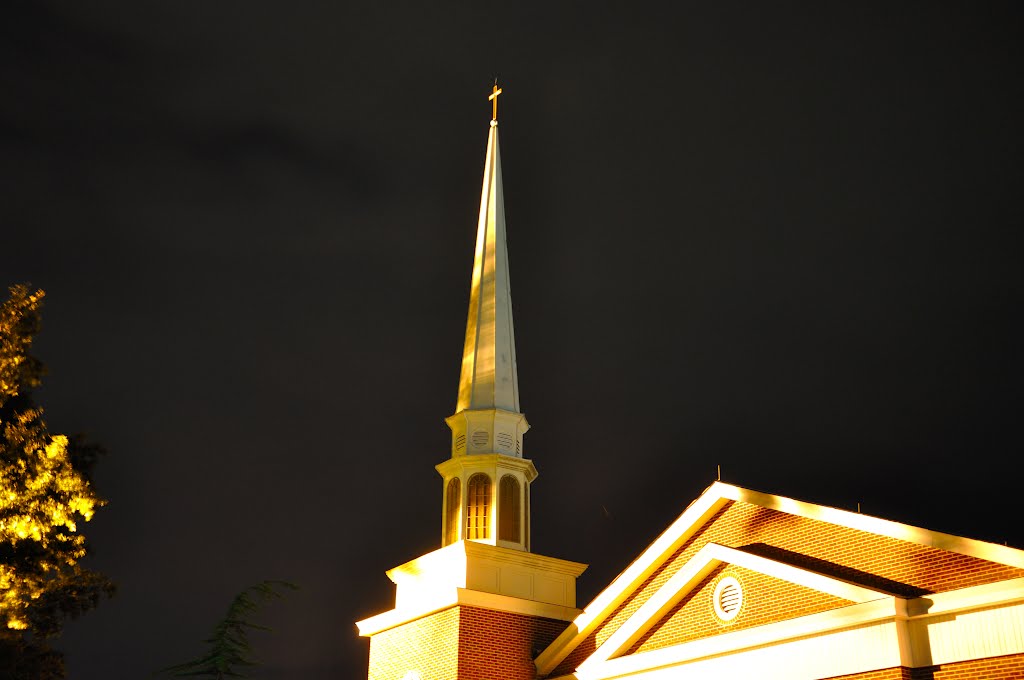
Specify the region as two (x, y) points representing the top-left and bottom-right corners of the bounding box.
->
(159, 580), (298, 679)
(0, 285), (114, 679)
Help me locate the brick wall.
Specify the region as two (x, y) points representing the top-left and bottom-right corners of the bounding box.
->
(824, 669), (912, 680)
(909, 653), (1024, 679)
(551, 500), (1024, 676)
(367, 605), (568, 680)
(368, 607), (460, 680)
(631, 563), (850, 654)
(822, 654), (1024, 679)
(458, 607), (568, 680)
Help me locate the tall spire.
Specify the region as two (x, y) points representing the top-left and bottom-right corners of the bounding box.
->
(356, 90), (587, 666)
(455, 114), (520, 413)
(439, 85), (534, 552)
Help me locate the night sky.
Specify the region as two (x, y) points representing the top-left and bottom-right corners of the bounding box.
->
(3, 3), (1024, 678)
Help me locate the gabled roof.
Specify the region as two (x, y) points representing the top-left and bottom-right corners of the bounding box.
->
(535, 482), (1024, 676)
(578, 542), (888, 670)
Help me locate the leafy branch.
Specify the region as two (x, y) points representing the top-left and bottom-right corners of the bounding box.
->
(157, 580), (298, 679)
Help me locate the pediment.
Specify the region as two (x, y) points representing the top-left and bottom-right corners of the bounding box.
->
(578, 543), (888, 670)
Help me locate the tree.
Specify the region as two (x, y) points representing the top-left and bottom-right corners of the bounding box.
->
(0, 285), (114, 679)
(159, 580), (298, 679)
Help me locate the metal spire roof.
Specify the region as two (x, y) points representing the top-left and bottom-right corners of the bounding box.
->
(455, 118), (520, 414)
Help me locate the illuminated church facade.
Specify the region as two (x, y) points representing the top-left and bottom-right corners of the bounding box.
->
(355, 89), (1024, 680)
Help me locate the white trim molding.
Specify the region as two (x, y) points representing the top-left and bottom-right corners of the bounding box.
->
(356, 540), (586, 637)
(357, 586), (582, 637)
(551, 577), (1024, 680)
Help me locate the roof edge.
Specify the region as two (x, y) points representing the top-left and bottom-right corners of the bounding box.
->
(720, 483), (1024, 569)
(535, 481), (1024, 676)
(534, 484), (730, 675)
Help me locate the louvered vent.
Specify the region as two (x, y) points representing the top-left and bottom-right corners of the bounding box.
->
(471, 430), (489, 448)
(713, 576), (743, 622)
(516, 439), (521, 455)
(719, 583), (741, 614)
(496, 432), (514, 449)
(455, 434), (466, 452)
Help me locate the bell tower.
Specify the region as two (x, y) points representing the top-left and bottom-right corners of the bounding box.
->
(437, 84), (536, 551)
(357, 86), (586, 680)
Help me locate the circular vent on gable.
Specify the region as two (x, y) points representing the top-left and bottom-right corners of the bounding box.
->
(712, 576), (743, 622)
(454, 434), (466, 452)
(496, 432), (514, 449)
(471, 430), (489, 448)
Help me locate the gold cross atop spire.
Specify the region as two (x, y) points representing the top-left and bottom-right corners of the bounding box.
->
(488, 82), (503, 121)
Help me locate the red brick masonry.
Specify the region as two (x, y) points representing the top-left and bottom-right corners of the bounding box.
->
(824, 653), (1024, 679)
(631, 563), (849, 654)
(367, 605), (568, 680)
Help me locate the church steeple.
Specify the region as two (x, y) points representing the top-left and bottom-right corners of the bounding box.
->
(356, 91), (587, 665)
(438, 86), (536, 551)
(455, 95), (520, 415)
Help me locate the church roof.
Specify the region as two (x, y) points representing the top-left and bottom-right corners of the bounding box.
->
(455, 119), (520, 414)
(535, 482), (1024, 677)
